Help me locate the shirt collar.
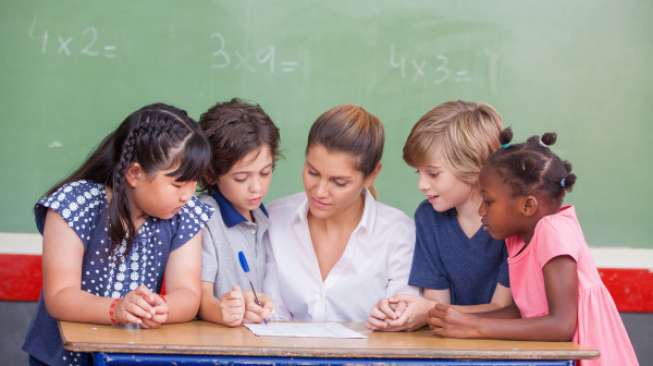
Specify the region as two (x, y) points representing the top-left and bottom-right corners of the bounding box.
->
(209, 189), (268, 228)
(293, 189), (376, 234)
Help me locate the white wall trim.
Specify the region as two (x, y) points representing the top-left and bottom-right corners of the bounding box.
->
(590, 247), (653, 270)
(0, 232), (652, 269)
(0, 233), (42, 254)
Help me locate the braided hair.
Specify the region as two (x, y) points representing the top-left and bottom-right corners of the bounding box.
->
(485, 127), (577, 207)
(44, 103), (210, 253)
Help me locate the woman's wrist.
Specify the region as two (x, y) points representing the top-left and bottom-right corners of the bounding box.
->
(418, 297), (436, 314)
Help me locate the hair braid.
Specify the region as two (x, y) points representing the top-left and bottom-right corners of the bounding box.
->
(42, 103), (210, 257)
(108, 108), (191, 252)
(109, 119), (146, 252)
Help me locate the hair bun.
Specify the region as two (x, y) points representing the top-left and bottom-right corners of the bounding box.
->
(499, 127), (513, 145)
(541, 132), (557, 146)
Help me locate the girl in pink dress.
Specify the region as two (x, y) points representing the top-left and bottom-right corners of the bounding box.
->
(426, 128), (638, 366)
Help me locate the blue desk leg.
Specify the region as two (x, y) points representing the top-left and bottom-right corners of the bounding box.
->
(94, 353), (575, 366)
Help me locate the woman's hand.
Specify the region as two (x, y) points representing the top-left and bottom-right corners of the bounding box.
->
(368, 294), (431, 331)
(367, 297), (407, 331)
(383, 294), (432, 331)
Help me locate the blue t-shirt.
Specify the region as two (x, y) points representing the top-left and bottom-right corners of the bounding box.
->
(22, 180), (212, 366)
(408, 200), (509, 305)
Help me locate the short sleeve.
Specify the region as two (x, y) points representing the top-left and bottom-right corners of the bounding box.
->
(34, 180), (105, 247)
(497, 245), (510, 287)
(385, 215), (419, 297)
(534, 217), (580, 269)
(170, 196), (213, 251)
(408, 205), (450, 290)
(200, 225), (219, 283)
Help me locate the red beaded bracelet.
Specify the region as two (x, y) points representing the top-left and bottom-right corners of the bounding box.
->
(108, 298), (120, 325)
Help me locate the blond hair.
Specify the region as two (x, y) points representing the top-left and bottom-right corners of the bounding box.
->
(403, 100), (502, 186)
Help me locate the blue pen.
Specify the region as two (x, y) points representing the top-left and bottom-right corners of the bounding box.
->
(237, 251), (268, 324)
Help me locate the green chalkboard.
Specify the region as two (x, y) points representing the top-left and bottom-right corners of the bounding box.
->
(1, 1), (652, 248)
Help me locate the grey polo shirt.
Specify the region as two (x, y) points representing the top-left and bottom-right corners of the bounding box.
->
(200, 189), (270, 298)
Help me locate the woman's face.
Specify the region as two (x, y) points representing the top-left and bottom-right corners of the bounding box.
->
(303, 144), (375, 220)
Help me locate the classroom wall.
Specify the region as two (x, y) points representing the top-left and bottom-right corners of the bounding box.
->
(1, 0), (653, 249)
(1, 1), (651, 364)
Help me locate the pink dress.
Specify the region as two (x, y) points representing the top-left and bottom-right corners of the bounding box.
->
(505, 205), (639, 366)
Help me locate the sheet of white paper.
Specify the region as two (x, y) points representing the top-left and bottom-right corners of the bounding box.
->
(244, 322), (367, 339)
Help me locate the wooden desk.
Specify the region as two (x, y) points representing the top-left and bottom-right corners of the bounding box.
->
(60, 320), (598, 366)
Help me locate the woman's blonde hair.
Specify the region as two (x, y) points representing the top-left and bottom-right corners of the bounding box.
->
(403, 100), (502, 186)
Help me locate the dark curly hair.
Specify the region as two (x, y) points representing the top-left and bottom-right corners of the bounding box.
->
(485, 127), (577, 207)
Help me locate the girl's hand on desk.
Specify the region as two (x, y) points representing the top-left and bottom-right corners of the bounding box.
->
(141, 293), (168, 328)
(219, 286), (245, 327)
(427, 303), (481, 338)
(115, 285), (157, 326)
(243, 292), (273, 323)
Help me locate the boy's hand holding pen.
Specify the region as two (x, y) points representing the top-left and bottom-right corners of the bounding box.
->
(238, 251), (273, 324)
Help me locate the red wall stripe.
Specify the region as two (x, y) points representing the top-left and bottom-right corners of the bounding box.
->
(0, 254), (42, 301)
(1, 254), (651, 312)
(599, 268), (653, 312)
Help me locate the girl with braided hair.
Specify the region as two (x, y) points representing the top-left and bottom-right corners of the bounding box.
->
(23, 103), (214, 366)
(427, 128), (638, 366)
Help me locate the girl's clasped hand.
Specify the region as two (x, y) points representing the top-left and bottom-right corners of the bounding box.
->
(113, 285), (168, 328)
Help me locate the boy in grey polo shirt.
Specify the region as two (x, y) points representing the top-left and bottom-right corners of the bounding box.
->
(197, 98), (280, 327)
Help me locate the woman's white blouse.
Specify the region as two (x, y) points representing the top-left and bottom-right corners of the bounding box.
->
(263, 190), (417, 322)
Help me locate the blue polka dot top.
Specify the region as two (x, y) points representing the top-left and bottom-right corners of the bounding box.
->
(23, 180), (213, 366)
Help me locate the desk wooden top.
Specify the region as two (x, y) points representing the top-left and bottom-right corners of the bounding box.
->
(59, 321), (599, 360)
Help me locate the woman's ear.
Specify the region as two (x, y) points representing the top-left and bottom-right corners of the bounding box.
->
(364, 162), (382, 189)
(519, 195), (540, 217)
(124, 162), (145, 188)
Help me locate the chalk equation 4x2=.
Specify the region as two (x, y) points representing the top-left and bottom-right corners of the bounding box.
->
(28, 17), (118, 59)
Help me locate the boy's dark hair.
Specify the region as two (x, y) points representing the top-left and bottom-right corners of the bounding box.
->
(44, 103), (210, 253)
(486, 127), (577, 206)
(198, 98), (280, 189)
